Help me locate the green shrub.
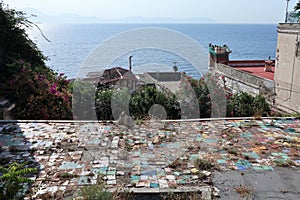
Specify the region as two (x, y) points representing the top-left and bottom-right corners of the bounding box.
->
(95, 86), (180, 120)
(95, 88), (114, 120)
(188, 76), (212, 118)
(80, 184), (113, 200)
(94, 75), (271, 120)
(227, 92), (270, 117)
(253, 95), (271, 116)
(73, 80), (98, 120)
(0, 162), (37, 200)
(129, 86), (180, 120)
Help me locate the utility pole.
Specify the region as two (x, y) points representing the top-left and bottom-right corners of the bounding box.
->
(285, 0), (291, 23)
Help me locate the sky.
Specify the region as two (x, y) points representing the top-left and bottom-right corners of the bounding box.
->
(3, 0), (300, 23)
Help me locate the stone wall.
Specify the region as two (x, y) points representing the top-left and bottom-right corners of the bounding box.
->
(215, 64), (275, 100)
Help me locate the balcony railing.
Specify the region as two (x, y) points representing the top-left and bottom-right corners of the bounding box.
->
(287, 11), (300, 23)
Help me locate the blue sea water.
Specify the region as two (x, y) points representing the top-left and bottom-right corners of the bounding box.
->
(27, 24), (278, 79)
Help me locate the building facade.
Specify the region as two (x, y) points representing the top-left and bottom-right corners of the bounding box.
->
(274, 23), (300, 113)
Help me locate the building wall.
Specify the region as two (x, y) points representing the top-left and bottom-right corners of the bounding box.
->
(274, 23), (300, 113)
(215, 64), (274, 100)
(147, 72), (182, 82)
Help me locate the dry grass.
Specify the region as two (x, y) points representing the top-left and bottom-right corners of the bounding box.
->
(234, 184), (252, 198)
(161, 191), (203, 200)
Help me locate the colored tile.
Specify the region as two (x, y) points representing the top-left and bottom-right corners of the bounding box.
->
(59, 162), (83, 170)
(217, 159), (227, 164)
(189, 154), (199, 161)
(141, 170), (156, 176)
(243, 152), (260, 159)
(150, 183), (159, 188)
(240, 133), (253, 138)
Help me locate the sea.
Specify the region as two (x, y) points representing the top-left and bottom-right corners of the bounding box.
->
(26, 24), (278, 79)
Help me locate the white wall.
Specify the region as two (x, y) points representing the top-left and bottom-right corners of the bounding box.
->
(274, 23), (300, 113)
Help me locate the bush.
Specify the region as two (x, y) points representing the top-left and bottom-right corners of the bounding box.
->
(94, 75), (271, 120)
(129, 86), (180, 120)
(95, 88), (114, 120)
(73, 80), (98, 120)
(95, 86), (180, 120)
(188, 73), (229, 118)
(252, 94), (271, 116)
(188, 76), (211, 118)
(227, 92), (270, 117)
(2, 61), (72, 119)
(80, 184), (113, 200)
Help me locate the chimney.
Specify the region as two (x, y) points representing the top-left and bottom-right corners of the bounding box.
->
(129, 55), (133, 71)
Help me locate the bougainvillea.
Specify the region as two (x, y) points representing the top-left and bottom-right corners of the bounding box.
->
(2, 60), (72, 119)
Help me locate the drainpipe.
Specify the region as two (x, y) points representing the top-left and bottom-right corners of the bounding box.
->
(129, 55), (133, 71)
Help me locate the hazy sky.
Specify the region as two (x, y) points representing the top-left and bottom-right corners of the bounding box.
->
(4, 0), (299, 23)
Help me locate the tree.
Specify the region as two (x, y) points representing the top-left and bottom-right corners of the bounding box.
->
(0, 2), (45, 82)
(0, 3), (72, 119)
(294, 1), (300, 11)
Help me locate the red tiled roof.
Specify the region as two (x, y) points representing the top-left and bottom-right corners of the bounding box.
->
(228, 60), (275, 80)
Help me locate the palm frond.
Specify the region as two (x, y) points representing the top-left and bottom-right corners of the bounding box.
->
(294, 2), (300, 11)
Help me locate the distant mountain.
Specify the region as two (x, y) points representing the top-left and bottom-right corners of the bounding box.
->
(111, 16), (216, 23)
(22, 8), (215, 24)
(23, 8), (101, 24)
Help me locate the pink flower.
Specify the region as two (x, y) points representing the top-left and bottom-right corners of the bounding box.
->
(49, 83), (58, 94)
(63, 95), (69, 102)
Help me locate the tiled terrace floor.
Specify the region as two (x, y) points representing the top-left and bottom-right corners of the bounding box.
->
(1, 118), (300, 199)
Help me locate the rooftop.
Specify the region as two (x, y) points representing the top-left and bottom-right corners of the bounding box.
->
(228, 60), (275, 80)
(86, 67), (138, 85)
(1, 118), (300, 199)
(137, 72), (183, 93)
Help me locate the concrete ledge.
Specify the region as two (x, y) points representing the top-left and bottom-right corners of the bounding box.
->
(108, 186), (213, 200)
(0, 116), (298, 124)
(0, 116), (299, 124)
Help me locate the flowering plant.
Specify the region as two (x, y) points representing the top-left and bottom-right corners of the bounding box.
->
(1, 60), (72, 119)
